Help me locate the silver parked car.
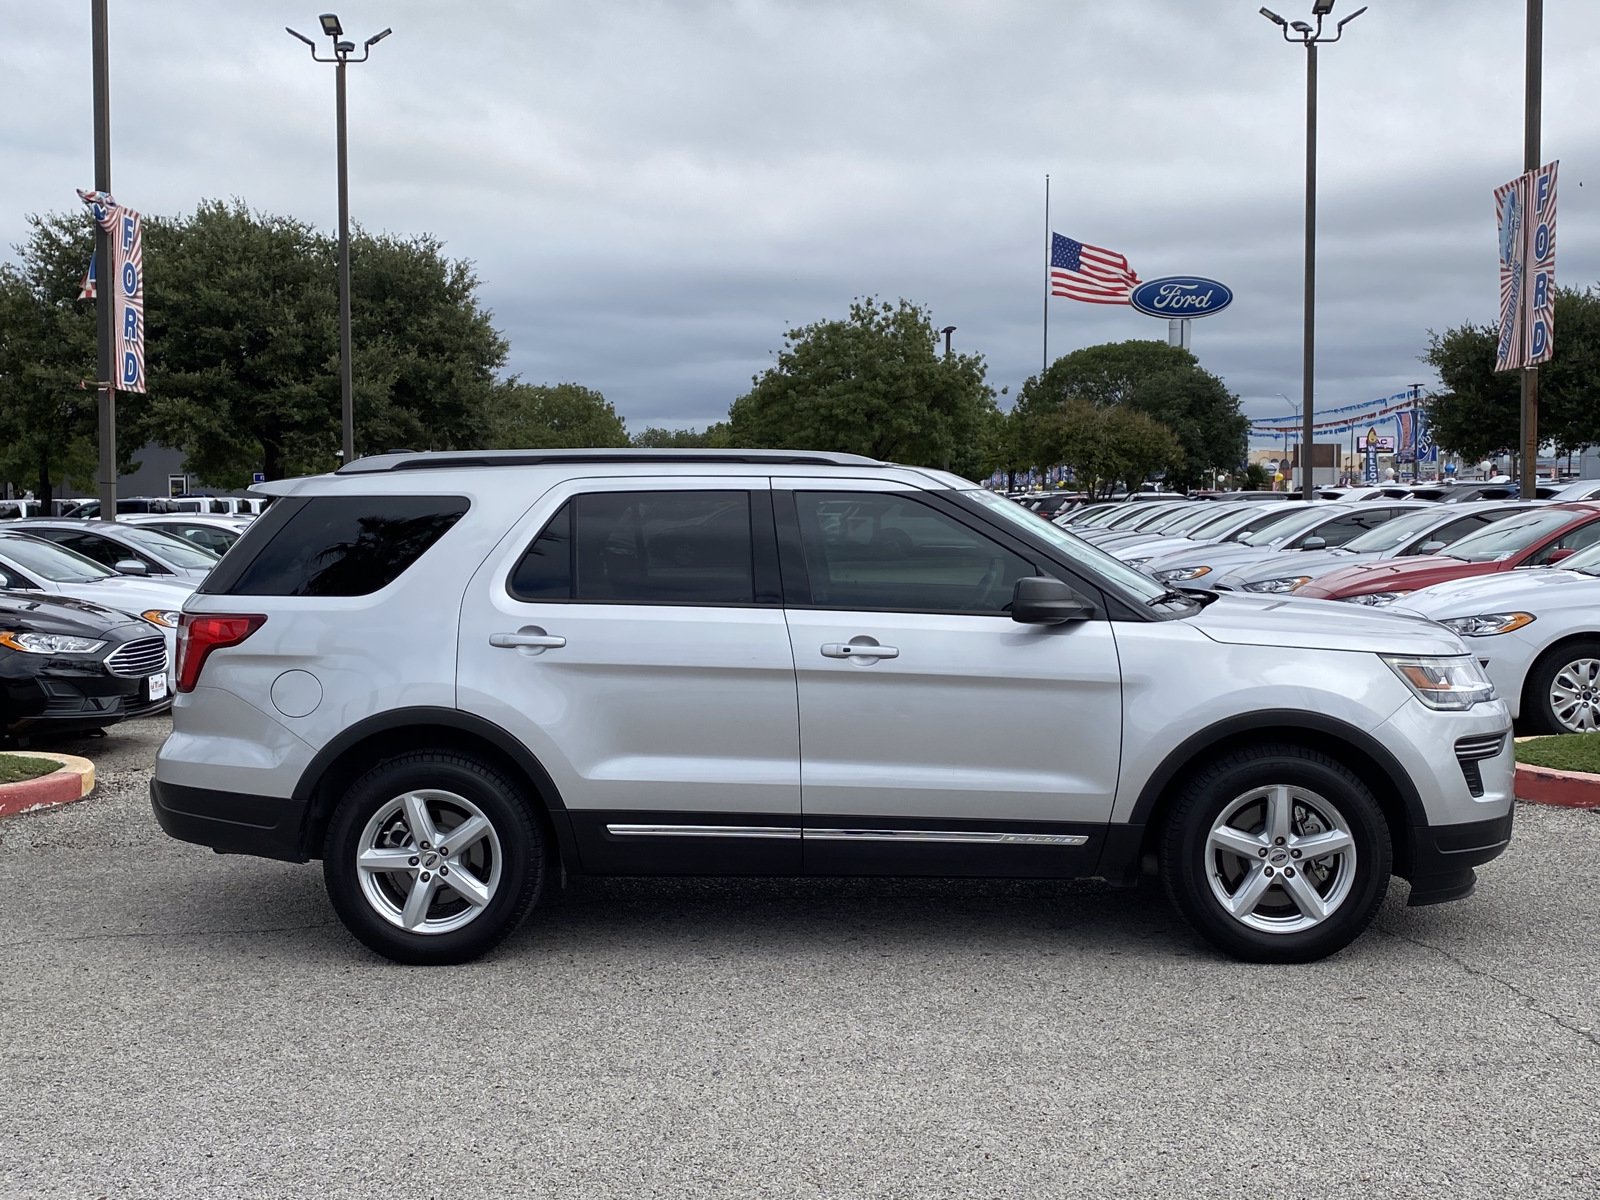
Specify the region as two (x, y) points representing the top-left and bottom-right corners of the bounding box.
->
(152, 450), (1514, 966)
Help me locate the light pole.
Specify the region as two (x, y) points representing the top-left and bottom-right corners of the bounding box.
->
(1260, 1), (1366, 500)
(939, 326), (956, 358)
(287, 14), (391, 467)
(91, 0), (116, 521)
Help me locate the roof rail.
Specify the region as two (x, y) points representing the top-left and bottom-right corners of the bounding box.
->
(335, 448), (886, 474)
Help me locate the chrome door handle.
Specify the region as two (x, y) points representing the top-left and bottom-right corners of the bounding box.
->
(821, 642), (899, 660)
(490, 630), (567, 651)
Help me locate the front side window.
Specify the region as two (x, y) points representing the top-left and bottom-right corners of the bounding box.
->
(792, 491), (1034, 614)
(510, 490), (756, 605)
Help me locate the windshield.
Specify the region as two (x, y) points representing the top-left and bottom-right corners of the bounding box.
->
(1184, 506), (1252, 538)
(1069, 506), (1124, 528)
(115, 525), (223, 568)
(1237, 506), (1344, 547)
(0, 535), (116, 582)
(1444, 509), (1581, 563)
(1339, 508), (1443, 553)
(965, 488), (1170, 603)
(1158, 504), (1238, 536)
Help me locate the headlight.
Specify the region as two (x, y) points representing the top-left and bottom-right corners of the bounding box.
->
(1342, 591), (1412, 606)
(1242, 576), (1311, 594)
(1157, 565), (1211, 582)
(1382, 654), (1496, 710)
(1439, 611), (1536, 637)
(0, 631), (107, 655)
(141, 609), (183, 629)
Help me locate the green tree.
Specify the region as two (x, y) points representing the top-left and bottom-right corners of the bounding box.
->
(728, 298), (998, 477)
(484, 381), (629, 449)
(631, 423), (732, 448)
(1028, 400), (1183, 498)
(1425, 287), (1600, 460)
(1012, 340), (1245, 489)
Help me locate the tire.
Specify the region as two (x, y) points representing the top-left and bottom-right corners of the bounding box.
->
(1159, 744), (1392, 963)
(322, 751), (547, 965)
(1521, 639), (1600, 734)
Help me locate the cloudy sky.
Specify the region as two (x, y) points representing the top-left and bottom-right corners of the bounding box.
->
(4, 1), (1596, 448)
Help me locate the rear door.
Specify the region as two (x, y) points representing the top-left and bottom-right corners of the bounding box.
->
(456, 476), (801, 875)
(775, 480), (1121, 878)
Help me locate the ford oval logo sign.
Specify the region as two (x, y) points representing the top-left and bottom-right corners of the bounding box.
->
(1129, 276), (1234, 319)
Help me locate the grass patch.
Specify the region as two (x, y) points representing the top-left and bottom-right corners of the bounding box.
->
(1516, 733), (1600, 774)
(0, 755), (63, 785)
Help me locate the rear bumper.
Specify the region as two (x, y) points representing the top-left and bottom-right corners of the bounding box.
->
(150, 779), (309, 863)
(1401, 809), (1515, 906)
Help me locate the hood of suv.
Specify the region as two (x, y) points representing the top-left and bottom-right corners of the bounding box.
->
(1189, 592), (1466, 656)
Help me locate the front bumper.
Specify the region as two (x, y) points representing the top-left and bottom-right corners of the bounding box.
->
(1404, 809), (1515, 906)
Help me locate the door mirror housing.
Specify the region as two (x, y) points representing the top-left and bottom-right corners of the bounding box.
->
(1544, 546), (1576, 564)
(1416, 540), (1446, 555)
(114, 558), (149, 576)
(1011, 577), (1093, 625)
(1300, 536), (1328, 551)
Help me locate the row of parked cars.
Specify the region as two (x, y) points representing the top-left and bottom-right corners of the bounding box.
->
(0, 511), (253, 742)
(0, 495), (267, 520)
(1045, 487), (1600, 734)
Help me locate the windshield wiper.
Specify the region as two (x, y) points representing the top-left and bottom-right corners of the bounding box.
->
(1146, 588), (1198, 608)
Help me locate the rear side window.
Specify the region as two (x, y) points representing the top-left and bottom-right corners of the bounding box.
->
(509, 491), (756, 605)
(200, 495), (468, 596)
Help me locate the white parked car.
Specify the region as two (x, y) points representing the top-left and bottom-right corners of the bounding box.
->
(122, 515), (250, 557)
(1400, 539), (1600, 733)
(6, 519), (221, 582)
(152, 450), (1513, 966)
(1110, 502), (1319, 568)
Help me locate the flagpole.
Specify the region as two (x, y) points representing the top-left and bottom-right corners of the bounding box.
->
(1042, 174), (1050, 374)
(92, 0), (117, 523)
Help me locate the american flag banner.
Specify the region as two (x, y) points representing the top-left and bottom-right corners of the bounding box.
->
(77, 251), (96, 301)
(1050, 233), (1140, 305)
(1494, 174), (1527, 371)
(78, 188), (146, 393)
(1396, 410), (1414, 463)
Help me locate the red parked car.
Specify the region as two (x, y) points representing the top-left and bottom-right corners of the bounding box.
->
(1295, 503), (1600, 606)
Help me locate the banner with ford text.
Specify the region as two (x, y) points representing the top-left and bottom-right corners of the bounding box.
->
(1494, 161), (1558, 372)
(77, 189), (146, 393)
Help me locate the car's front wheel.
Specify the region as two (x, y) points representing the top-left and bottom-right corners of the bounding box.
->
(1161, 745), (1391, 963)
(322, 752), (547, 965)
(1523, 639), (1600, 734)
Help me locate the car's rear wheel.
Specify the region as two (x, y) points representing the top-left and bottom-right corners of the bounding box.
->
(1523, 639), (1600, 734)
(1160, 745), (1391, 963)
(322, 752), (546, 965)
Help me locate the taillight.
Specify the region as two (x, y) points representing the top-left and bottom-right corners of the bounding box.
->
(176, 613), (266, 693)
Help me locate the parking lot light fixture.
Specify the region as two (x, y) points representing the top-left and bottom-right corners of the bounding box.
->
(286, 13), (391, 468)
(1260, 0), (1364, 501)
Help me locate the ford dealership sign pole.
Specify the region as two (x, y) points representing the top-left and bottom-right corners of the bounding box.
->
(1130, 276), (1234, 354)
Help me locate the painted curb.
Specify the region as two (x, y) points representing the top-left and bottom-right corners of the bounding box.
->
(0, 752), (97, 818)
(1515, 762), (1600, 810)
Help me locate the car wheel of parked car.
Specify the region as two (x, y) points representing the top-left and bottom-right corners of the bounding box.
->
(322, 752), (547, 965)
(1160, 745), (1391, 963)
(1523, 639), (1600, 735)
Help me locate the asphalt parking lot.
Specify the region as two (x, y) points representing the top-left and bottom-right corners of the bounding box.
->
(2, 717), (1598, 1198)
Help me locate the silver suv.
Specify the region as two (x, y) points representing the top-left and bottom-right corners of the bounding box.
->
(152, 450), (1516, 965)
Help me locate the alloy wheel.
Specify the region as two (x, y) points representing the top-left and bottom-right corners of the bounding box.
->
(1548, 657), (1600, 732)
(355, 789), (503, 935)
(1205, 784), (1357, 934)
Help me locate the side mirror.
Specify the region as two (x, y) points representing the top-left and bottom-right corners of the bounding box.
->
(114, 558), (149, 576)
(1301, 536), (1328, 551)
(1416, 540), (1446, 555)
(1545, 546), (1576, 564)
(1011, 577), (1093, 625)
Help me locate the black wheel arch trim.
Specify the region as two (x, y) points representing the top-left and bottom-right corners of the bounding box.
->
(1128, 710), (1427, 832)
(292, 706), (579, 864)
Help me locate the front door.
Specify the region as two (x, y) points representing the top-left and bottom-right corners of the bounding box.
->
(775, 483), (1123, 877)
(457, 477), (801, 874)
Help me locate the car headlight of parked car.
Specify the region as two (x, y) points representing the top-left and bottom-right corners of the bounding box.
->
(1381, 654), (1496, 710)
(1243, 576), (1312, 594)
(0, 631), (106, 655)
(141, 609), (184, 629)
(1156, 565), (1211, 582)
(1341, 591), (1411, 606)
(1438, 611), (1536, 638)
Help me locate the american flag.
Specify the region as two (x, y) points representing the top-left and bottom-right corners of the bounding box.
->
(78, 251), (96, 300)
(1050, 232), (1140, 305)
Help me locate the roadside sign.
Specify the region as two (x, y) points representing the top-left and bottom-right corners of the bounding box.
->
(167, 473), (187, 498)
(251, 472), (266, 484)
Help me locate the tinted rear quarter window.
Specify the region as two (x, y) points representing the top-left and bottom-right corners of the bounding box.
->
(200, 495), (469, 596)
